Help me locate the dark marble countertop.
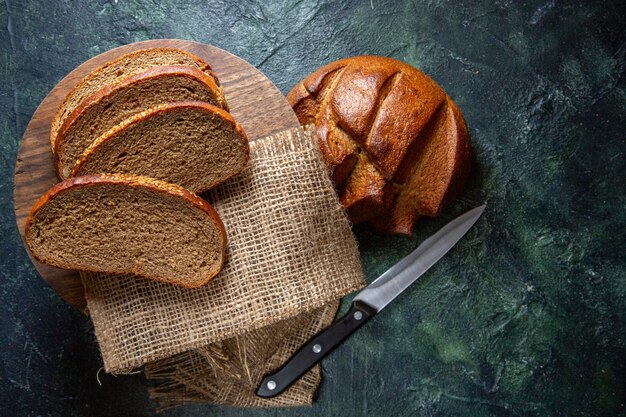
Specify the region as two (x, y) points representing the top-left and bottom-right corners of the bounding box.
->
(1, 1), (624, 416)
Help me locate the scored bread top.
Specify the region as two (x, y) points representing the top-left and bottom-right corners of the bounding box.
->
(25, 173), (227, 288)
(54, 65), (229, 179)
(369, 98), (471, 234)
(69, 101), (250, 193)
(288, 55), (448, 179)
(287, 55), (470, 234)
(50, 47), (221, 154)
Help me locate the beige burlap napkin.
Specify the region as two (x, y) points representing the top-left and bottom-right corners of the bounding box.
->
(80, 126), (365, 407)
(146, 301), (340, 408)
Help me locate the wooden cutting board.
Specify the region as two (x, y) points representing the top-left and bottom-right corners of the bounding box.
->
(13, 39), (300, 311)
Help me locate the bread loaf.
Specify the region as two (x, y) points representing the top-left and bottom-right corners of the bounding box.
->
(55, 65), (228, 179)
(50, 48), (223, 154)
(71, 102), (249, 193)
(25, 174), (226, 288)
(287, 55), (471, 235)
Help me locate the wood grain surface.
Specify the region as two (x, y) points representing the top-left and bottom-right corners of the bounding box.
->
(13, 39), (300, 311)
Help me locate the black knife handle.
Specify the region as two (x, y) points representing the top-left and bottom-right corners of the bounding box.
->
(256, 301), (377, 398)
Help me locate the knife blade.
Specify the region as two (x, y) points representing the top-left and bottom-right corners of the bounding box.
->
(255, 204), (486, 398)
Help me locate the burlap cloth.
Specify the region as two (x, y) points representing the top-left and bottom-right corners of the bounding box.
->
(79, 126), (365, 408)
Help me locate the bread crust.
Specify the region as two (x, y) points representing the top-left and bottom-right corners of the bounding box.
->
(25, 173), (227, 288)
(287, 55), (471, 234)
(54, 65), (230, 179)
(50, 48), (220, 154)
(68, 101), (250, 192)
(369, 101), (471, 235)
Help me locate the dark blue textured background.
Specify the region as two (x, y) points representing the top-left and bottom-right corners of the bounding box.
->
(1, 1), (624, 416)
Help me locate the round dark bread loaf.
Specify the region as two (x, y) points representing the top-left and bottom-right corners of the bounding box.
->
(25, 173), (227, 288)
(287, 55), (471, 235)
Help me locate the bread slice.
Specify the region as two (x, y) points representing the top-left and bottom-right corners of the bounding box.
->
(25, 174), (226, 288)
(54, 66), (228, 179)
(70, 102), (249, 193)
(51, 48), (224, 154)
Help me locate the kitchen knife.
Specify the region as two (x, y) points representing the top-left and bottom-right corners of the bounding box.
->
(256, 204), (486, 398)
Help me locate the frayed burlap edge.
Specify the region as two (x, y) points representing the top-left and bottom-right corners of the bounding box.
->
(145, 301), (340, 410)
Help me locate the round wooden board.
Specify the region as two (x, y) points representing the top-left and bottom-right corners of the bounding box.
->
(13, 39), (300, 311)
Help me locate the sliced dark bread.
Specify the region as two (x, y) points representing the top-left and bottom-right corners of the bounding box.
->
(70, 102), (249, 193)
(51, 47), (224, 153)
(55, 65), (228, 179)
(25, 173), (226, 288)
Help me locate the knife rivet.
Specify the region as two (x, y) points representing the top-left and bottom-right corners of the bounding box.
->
(266, 380), (277, 390)
(312, 344), (322, 353)
(353, 311), (363, 320)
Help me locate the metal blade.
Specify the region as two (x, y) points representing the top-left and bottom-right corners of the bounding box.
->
(353, 204), (486, 312)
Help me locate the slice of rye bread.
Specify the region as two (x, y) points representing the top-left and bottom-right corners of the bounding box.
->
(54, 65), (228, 179)
(50, 48), (225, 154)
(25, 173), (227, 288)
(70, 102), (249, 194)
